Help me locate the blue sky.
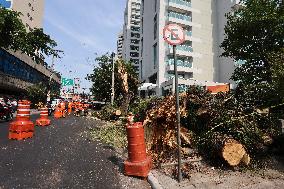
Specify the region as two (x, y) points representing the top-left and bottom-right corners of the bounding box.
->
(43, 0), (126, 92)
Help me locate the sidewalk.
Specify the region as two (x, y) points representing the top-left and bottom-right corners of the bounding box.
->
(148, 162), (284, 189)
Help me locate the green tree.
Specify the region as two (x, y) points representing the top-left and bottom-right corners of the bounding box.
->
(0, 7), (62, 58)
(221, 0), (284, 108)
(87, 53), (139, 107)
(0, 7), (26, 51)
(26, 81), (60, 107)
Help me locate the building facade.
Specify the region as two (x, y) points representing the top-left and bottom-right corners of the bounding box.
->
(121, 0), (142, 75)
(140, 0), (239, 95)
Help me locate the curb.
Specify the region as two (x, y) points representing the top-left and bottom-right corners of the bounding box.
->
(148, 172), (163, 189)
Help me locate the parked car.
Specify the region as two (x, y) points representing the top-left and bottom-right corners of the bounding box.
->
(0, 103), (13, 121)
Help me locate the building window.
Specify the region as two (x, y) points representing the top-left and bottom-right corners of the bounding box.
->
(131, 32), (140, 38)
(130, 58), (139, 64)
(153, 43), (157, 69)
(130, 52), (139, 57)
(130, 45), (139, 51)
(131, 39), (140, 44)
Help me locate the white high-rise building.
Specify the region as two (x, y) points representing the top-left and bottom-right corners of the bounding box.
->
(140, 0), (239, 95)
(122, 0), (142, 75)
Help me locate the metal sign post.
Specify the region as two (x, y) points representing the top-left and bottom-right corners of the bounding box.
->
(163, 24), (185, 183)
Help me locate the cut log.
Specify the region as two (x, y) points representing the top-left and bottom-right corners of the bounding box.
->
(222, 139), (247, 166)
(115, 110), (121, 116)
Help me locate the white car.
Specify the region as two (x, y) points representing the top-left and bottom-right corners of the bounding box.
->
(51, 99), (61, 110)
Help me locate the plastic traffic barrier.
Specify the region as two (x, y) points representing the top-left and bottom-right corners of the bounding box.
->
(124, 122), (152, 177)
(36, 107), (51, 126)
(9, 100), (34, 140)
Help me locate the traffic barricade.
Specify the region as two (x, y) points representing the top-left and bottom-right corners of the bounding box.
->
(36, 107), (51, 126)
(54, 106), (62, 119)
(124, 122), (152, 177)
(9, 100), (34, 140)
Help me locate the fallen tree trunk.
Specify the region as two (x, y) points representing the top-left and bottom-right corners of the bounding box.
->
(222, 138), (250, 166)
(211, 135), (250, 166)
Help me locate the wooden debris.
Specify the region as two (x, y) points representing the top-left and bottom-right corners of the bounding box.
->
(222, 139), (247, 166)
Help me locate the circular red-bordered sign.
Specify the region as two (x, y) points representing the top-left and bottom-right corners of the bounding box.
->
(163, 24), (185, 45)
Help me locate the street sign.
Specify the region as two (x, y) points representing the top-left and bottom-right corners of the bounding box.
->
(163, 24), (185, 45)
(163, 23), (185, 183)
(61, 78), (74, 86)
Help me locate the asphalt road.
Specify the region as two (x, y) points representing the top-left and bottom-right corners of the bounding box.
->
(0, 114), (143, 189)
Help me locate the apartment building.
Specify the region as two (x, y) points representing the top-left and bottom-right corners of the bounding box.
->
(140, 0), (239, 95)
(121, 0), (142, 75)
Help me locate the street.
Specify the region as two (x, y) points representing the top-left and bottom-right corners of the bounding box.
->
(0, 114), (149, 189)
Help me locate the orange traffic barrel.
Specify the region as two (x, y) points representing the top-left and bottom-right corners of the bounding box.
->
(36, 107), (51, 126)
(126, 123), (147, 162)
(124, 122), (152, 177)
(9, 100), (34, 140)
(54, 106), (62, 119)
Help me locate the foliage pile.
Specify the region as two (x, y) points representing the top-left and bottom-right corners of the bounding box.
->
(143, 86), (282, 166)
(143, 94), (192, 165)
(90, 122), (127, 148)
(130, 97), (163, 122)
(92, 104), (122, 121)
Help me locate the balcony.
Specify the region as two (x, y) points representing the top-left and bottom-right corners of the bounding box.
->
(166, 45), (201, 58)
(169, 45), (193, 52)
(168, 12), (192, 26)
(166, 59), (193, 72)
(168, 0), (192, 13)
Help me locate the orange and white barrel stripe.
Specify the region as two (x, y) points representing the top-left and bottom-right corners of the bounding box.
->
(40, 107), (48, 118)
(16, 103), (31, 120)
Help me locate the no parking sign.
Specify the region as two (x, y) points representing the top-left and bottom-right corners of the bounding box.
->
(163, 23), (185, 182)
(163, 24), (185, 45)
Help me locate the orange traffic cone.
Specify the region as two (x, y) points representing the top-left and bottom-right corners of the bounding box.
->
(9, 100), (34, 140)
(36, 107), (51, 126)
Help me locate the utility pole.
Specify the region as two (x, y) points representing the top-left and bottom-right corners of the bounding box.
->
(111, 52), (115, 106)
(46, 55), (55, 103)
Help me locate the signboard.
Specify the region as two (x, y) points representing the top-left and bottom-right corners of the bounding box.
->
(206, 84), (230, 94)
(163, 24), (185, 45)
(61, 78), (74, 86)
(74, 78), (80, 89)
(0, 0), (13, 9)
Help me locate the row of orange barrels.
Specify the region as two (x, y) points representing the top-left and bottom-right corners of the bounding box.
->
(8, 100), (66, 140)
